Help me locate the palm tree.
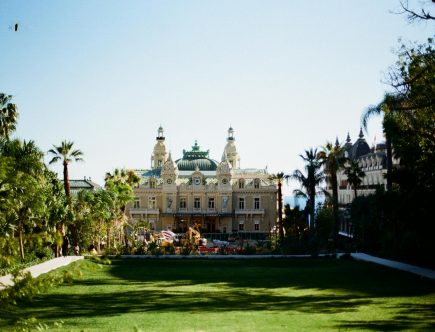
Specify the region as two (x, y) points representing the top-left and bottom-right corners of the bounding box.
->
(269, 172), (288, 241)
(290, 148), (325, 229)
(0, 139), (45, 259)
(344, 160), (365, 199)
(361, 93), (397, 192)
(48, 141), (83, 197)
(0, 93), (19, 140)
(105, 168), (140, 188)
(318, 141), (344, 245)
(105, 170), (136, 249)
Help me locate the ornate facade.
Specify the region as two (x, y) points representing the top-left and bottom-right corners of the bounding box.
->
(126, 127), (277, 236)
(335, 129), (399, 237)
(337, 129), (397, 205)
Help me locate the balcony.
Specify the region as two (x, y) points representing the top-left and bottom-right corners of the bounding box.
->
(235, 209), (265, 215)
(187, 208), (218, 215)
(130, 208), (160, 215)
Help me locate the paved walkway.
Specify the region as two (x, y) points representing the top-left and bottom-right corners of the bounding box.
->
(351, 253), (435, 280)
(0, 256), (84, 290)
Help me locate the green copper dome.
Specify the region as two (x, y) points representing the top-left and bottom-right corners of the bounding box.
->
(175, 141), (218, 171)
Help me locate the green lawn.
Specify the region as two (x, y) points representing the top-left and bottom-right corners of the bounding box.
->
(1, 258), (434, 331)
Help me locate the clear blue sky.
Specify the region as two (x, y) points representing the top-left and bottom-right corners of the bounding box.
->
(1, 1), (433, 194)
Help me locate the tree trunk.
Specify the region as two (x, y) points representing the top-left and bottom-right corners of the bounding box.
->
(278, 182), (284, 240)
(97, 220), (102, 253)
(107, 225), (111, 253)
(18, 223), (25, 260)
(310, 200), (315, 230)
(63, 161), (70, 197)
(70, 224), (78, 252)
(332, 173), (340, 247)
(354, 187), (358, 199)
(386, 134), (393, 192)
(309, 183), (316, 230)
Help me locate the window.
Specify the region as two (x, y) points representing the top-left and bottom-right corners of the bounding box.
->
(254, 197), (260, 210)
(238, 221), (244, 231)
(133, 197), (140, 209)
(158, 160), (163, 167)
(238, 197), (245, 210)
(254, 220), (260, 231)
(179, 197), (186, 209)
(208, 197), (215, 209)
(194, 197), (201, 209)
(148, 196), (156, 209)
(254, 179), (260, 189)
(239, 179), (245, 189)
(149, 179), (156, 188)
(222, 196), (229, 209)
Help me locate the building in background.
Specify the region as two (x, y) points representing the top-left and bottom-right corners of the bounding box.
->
(335, 129), (398, 237)
(69, 177), (101, 195)
(337, 129), (398, 204)
(125, 126), (277, 238)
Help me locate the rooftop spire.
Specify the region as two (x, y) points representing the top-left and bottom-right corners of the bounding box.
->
(359, 127), (364, 139)
(227, 126), (235, 141)
(157, 126), (165, 140)
(335, 137), (339, 147)
(346, 132), (351, 143)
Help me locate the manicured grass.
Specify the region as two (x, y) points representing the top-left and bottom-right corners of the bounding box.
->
(1, 258), (434, 331)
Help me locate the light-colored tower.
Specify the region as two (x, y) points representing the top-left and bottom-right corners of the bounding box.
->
(151, 126), (168, 169)
(223, 126), (240, 169)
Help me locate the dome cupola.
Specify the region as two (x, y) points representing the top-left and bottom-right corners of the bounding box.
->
(175, 141), (218, 171)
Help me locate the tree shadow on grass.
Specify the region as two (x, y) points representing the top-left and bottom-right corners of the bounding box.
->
(1, 289), (372, 324)
(0, 258), (434, 331)
(108, 258), (435, 297)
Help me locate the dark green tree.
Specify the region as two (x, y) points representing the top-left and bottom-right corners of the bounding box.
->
(344, 160), (366, 198)
(290, 148), (325, 230)
(0, 93), (18, 140)
(269, 172), (288, 241)
(48, 141), (84, 198)
(318, 142), (344, 244)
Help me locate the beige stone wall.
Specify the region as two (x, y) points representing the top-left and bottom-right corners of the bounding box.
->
(126, 176), (277, 234)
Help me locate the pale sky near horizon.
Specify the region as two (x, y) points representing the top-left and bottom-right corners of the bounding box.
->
(1, 1), (433, 195)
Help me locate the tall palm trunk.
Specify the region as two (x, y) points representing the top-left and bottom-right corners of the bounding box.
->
(386, 135), (393, 192)
(278, 182), (284, 240)
(309, 182), (316, 229)
(331, 173), (340, 246)
(63, 161), (70, 197)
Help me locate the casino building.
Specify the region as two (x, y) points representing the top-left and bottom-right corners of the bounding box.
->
(333, 129), (399, 237)
(336, 129), (396, 204)
(125, 127), (277, 237)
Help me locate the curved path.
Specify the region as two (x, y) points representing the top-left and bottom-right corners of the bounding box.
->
(0, 256), (83, 290)
(351, 253), (435, 280)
